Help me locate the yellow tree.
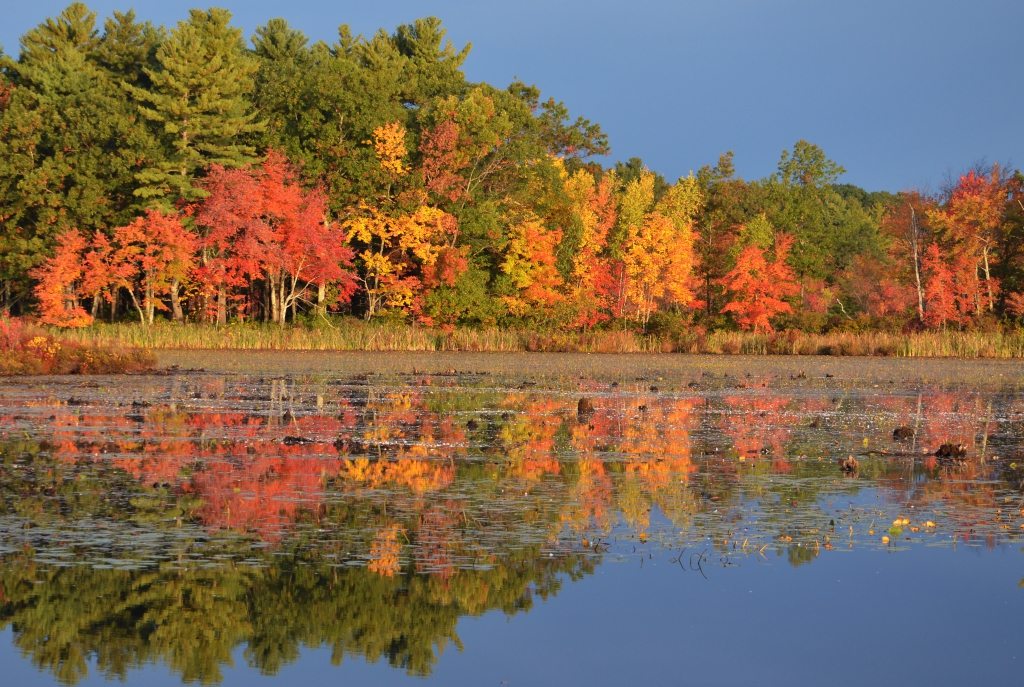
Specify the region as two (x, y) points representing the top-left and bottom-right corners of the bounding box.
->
(620, 173), (703, 328)
(345, 123), (458, 319)
(564, 169), (617, 327)
(500, 213), (564, 320)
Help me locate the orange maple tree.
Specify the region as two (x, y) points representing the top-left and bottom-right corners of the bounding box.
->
(927, 167), (1007, 314)
(922, 242), (953, 327)
(103, 209), (196, 326)
(719, 233), (799, 332)
(31, 229), (94, 328)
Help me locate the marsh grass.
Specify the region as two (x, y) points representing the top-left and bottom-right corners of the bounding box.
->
(0, 328), (155, 375)
(49, 321), (1024, 358)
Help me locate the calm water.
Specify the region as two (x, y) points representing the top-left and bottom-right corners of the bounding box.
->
(1, 355), (1023, 686)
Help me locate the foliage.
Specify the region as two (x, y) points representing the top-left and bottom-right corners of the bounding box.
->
(4, 5), (1024, 339)
(129, 8), (262, 204)
(719, 234), (800, 332)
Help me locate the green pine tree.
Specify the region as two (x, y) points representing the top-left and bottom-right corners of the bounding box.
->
(130, 8), (263, 203)
(0, 3), (156, 311)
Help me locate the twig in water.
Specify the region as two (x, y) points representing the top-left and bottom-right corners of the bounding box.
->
(689, 548), (708, 579)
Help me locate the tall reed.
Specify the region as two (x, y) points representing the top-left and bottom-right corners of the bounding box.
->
(50, 322), (1024, 357)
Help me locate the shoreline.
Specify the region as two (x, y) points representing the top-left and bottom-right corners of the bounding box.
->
(153, 349), (1024, 387)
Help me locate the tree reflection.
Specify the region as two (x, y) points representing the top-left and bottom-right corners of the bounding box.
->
(0, 374), (1022, 683)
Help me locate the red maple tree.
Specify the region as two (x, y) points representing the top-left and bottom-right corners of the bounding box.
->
(196, 151), (357, 324)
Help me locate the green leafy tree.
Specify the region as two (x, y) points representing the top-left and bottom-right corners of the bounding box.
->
(749, 141), (882, 295)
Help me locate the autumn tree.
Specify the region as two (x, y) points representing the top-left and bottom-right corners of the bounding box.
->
(417, 88), (513, 207)
(719, 233), (800, 332)
(197, 152), (356, 325)
(103, 209), (195, 326)
(345, 122), (459, 320)
(30, 229), (93, 327)
(927, 167), (1008, 314)
(881, 191), (934, 321)
(563, 169), (617, 327)
(500, 213), (564, 320)
(921, 242), (958, 328)
(619, 173), (703, 328)
(840, 253), (916, 319)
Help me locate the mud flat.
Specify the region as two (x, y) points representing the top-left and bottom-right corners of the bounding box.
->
(156, 349), (1024, 389)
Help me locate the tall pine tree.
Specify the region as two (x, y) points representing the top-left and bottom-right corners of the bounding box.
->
(0, 3), (155, 311)
(130, 8), (262, 204)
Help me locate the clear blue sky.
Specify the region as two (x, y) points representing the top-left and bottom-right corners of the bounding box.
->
(3, 0), (1022, 192)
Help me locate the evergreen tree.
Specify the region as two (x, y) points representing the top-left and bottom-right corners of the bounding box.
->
(392, 17), (471, 106)
(251, 18), (309, 62)
(0, 3), (154, 311)
(251, 23), (408, 212)
(130, 8), (262, 204)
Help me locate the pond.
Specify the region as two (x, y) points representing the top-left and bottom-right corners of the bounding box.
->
(1, 353), (1023, 686)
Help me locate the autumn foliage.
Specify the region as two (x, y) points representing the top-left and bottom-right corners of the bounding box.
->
(719, 234), (800, 332)
(196, 152), (356, 325)
(11, 3), (1024, 337)
(32, 154), (357, 328)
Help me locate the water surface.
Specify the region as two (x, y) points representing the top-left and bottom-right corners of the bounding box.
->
(1, 354), (1022, 685)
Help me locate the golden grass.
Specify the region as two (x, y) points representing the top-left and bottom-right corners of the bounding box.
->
(0, 339), (155, 374)
(692, 329), (1024, 358)
(48, 321), (1024, 358)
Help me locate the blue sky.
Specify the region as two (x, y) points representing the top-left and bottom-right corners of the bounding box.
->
(3, 0), (1022, 192)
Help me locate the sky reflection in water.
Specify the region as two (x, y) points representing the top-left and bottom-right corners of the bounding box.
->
(0, 368), (1022, 685)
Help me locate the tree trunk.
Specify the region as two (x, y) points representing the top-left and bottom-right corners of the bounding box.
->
(111, 288), (119, 323)
(912, 245), (924, 322)
(217, 286), (227, 326)
(91, 292), (101, 319)
(290, 277), (298, 323)
(982, 247), (993, 312)
(145, 284), (155, 326)
(910, 208), (925, 322)
(170, 278), (184, 323)
(269, 274), (279, 324)
(279, 277), (287, 327)
(263, 280), (271, 323)
(317, 283), (326, 316)
(705, 272), (712, 317)
(127, 289), (145, 325)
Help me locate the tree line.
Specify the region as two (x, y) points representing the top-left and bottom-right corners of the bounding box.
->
(3, 3), (1023, 334)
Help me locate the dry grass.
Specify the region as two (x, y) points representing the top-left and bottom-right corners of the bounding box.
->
(0, 337), (155, 375)
(683, 329), (1024, 358)
(48, 321), (1024, 358)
